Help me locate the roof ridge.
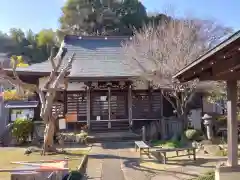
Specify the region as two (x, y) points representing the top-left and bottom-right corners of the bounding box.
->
(64, 35), (132, 42)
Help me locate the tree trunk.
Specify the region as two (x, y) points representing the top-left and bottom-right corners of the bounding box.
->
(177, 113), (188, 132)
(41, 117), (56, 155)
(182, 112), (189, 130)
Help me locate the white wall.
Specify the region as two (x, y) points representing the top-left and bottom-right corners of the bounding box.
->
(189, 109), (202, 130)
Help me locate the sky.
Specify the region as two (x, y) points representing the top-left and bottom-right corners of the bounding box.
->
(0, 0), (240, 33)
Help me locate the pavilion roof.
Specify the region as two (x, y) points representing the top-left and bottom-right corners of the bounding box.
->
(173, 30), (240, 82)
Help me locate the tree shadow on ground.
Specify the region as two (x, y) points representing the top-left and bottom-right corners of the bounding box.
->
(122, 157), (222, 179)
(163, 157), (226, 167)
(124, 160), (200, 179)
(88, 153), (223, 179)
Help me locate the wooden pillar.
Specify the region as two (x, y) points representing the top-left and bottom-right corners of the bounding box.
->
(86, 87), (91, 128)
(63, 90), (67, 115)
(160, 89), (163, 117)
(226, 80), (238, 166)
(63, 90), (68, 130)
(142, 126), (146, 142)
(108, 86), (111, 128)
(160, 89), (166, 139)
(128, 85), (133, 127)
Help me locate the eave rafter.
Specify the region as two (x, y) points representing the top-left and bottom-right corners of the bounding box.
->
(179, 44), (240, 81)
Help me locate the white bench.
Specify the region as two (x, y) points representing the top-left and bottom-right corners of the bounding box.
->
(134, 141), (150, 158)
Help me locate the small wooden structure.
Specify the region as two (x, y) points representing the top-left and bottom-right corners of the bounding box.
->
(174, 31), (240, 169)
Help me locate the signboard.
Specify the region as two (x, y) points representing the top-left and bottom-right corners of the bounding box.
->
(132, 79), (149, 90)
(65, 113), (77, 122)
(59, 118), (66, 130)
(96, 116), (101, 121)
(10, 109), (34, 121)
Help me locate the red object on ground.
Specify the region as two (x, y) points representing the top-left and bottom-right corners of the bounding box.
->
(39, 160), (68, 170)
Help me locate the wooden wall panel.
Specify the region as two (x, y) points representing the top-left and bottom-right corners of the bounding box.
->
(110, 91), (128, 119)
(66, 92), (87, 121)
(90, 91), (109, 120)
(132, 90), (161, 119)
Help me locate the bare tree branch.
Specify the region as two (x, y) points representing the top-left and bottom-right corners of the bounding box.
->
(0, 41), (75, 154)
(161, 90), (177, 111)
(123, 14), (232, 127)
(49, 48), (56, 71)
(42, 53), (75, 122)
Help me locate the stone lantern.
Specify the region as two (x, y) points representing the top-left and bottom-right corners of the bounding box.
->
(202, 114), (213, 140)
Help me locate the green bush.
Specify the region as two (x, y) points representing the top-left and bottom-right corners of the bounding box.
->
(214, 149), (240, 157)
(191, 171), (214, 180)
(151, 140), (181, 148)
(12, 118), (33, 144)
(214, 149), (227, 156)
(163, 140), (181, 148)
(184, 129), (201, 141)
(216, 115), (226, 121)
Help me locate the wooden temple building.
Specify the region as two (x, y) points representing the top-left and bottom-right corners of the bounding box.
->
(5, 35), (175, 132)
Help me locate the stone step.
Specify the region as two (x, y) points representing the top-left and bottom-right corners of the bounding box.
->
(87, 131), (142, 143)
(88, 136), (141, 143)
(90, 121), (130, 132)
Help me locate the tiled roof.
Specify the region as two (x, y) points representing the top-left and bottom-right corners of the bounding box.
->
(12, 35), (140, 78)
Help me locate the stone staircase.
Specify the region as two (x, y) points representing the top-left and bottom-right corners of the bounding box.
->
(87, 121), (142, 142)
(87, 131), (142, 143)
(90, 121), (130, 132)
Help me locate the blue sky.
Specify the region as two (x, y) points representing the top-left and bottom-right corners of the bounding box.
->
(0, 0), (239, 33)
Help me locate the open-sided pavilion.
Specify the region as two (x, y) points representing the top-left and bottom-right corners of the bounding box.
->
(174, 30), (240, 179)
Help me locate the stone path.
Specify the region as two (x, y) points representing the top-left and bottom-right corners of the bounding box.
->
(87, 142), (151, 180)
(86, 142), (218, 180)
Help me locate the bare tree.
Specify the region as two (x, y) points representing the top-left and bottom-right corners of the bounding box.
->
(123, 15), (232, 128)
(0, 44), (75, 155)
(207, 81), (240, 113)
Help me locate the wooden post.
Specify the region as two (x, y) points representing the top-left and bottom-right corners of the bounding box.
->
(128, 84), (133, 128)
(87, 87), (91, 128)
(226, 80), (238, 167)
(160, 89), (166, 139)
(108, 86), (111, 128)
(142, 126), (146, 142)
(160, 89), (163, 117)
(63, 90), (68, 130)
(78, 154), (88, 175)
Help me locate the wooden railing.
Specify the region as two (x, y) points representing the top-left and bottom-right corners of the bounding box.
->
(163, 117), (183, 138)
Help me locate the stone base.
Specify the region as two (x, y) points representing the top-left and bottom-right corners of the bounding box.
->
(215, 165), (240, 180)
